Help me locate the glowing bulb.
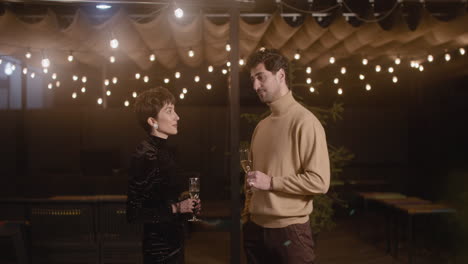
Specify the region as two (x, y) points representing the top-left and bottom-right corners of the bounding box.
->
(81, 87), (86, 93)
(109, 56), (115, 63)
(81, 76), (87, 83)
(329, 56), (335, 64)
(56, 81), (60, 87)
(41, 58), (50, 68)
(174, 7), (184, 18)
(194, 76), (200, 82)
(112, 77), (118, 84)
(73, 75), (78, 81)
(337, 88), (343, 95)
(135, 73), (141, 79)
(68, 54), (74, 62)
(309, 86), (315, 93)
(226, 61), (231, 67)
(52, 73), (57, 79)
(143, 76), (149, 83)
(175, 72), (181, 78)
(306, 67), (312, 74)
(427, 54), (434, 62)
(132, 92), (137, 98)
(110, 38), (119, 49)
(124, 100), (130, 107)
(375, 65), (381, 72)
(340, 67), (346, 74)
(23, 68), (28, 75)
(206, 83), (212, 90)
(392, 76), (398, 83)
(222, 69), (228, 75)
(294, 52), (300, 60)
(362, 58), (368, 65)
(164, 78), (170, 84)
(459, 48), (466, 55)
(182, 88), (188, 94)
(333, 78), (339, 84)
(48, 83), (53, 89)
(419, 65), (424, 72)
(30, 72), (35, 78)
(414, 62), (420, 68)
(11, 65), (15, 71)
(239, 59), (245, 66)
(208, 65), (213, 72)
(388, 67), (394, 73)
(188, 49), (194, 57)
(359, 74), (365, 80)
(149, 53), (156, 61)
(97, 98), (103, 105)
(106, 90), (111, 96)
(179, 93), (185, 99)
(395, 58), (401, 65)
(96, 4), (112, 9)
(366, 84), (371, 91)
(25, 51), (32, 59)
(43, 68), (48, 74)
(445, 53), (451, 61)
(104, 79), (110, 86)
(226, 44), (231, 52)
(72, 92), (77, 99)
(306, 78), (312, 84)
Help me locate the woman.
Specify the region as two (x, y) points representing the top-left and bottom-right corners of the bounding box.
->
(126, 87), (200, 263)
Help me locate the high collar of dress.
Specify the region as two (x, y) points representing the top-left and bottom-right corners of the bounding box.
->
(269, 90), (295, 116)
(148, 134), (167, 148)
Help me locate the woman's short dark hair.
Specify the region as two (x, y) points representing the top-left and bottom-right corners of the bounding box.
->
(246, 48), (289, 84)
(134, 86), (175, 133)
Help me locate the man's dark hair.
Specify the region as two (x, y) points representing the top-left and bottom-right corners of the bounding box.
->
(246, 48), (290, 85)
(134, 86), (175, 134)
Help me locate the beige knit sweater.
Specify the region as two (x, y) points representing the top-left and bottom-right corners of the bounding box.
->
(242, 91), (330, 228)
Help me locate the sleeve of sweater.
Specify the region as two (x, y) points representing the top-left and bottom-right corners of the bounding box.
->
(271, 117), (330, 195)
(126, 153), (176, 224)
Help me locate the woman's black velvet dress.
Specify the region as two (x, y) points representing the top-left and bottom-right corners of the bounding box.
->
(126, 135), (185, 263)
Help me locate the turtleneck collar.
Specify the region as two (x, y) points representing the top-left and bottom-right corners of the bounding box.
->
(148, 134), (168, 147)
(268, 90), (295, 116)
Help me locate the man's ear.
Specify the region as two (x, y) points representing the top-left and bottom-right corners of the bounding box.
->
(277, 68), (286, 84)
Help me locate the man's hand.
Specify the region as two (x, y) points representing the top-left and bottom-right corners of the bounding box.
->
(246, 171), (272, 191)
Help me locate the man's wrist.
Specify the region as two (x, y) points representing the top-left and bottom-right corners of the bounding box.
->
(269, 176), (274, 190)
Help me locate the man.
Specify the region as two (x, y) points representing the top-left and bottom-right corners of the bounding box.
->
(242, 48), (330, 264)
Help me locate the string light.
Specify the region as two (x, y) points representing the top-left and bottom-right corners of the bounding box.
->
(135, 73), (141, 79)
(110, 38), (119, 49)
(206, 83), (212, 90)
(392, 76), (398, 83)
(30, 72), (36, 78)
(329, 56), (335, 64)
(306, 67), (312, 74)
(81, 87), (86, 93)
(388, 67), (394, 73)
(182, 88), (188, 94)
(110, 56), (116, 63)
(362, 58), (368, 65)
(149, 53), (156, 62)
(194, 76), (200, 82)
(164, 78), (170, 83)
(222, 69), (228, 75)
(112, 77), (118, 84)
(365, 84), (371, 91)
(427, 54), (434, 62)
(337, 88), (343, 95)
(73, 75), (78, 81)
(22, 67), (28, 75)
(25, 50), (32, 59)
(294, 50), (300, 60)
(132, 92), (138, 98)
(208, 65), (213, 72)
(445, 53), (451, 61)
(124, 100), (130, 107)
(225, 43), (231, 52)
(359, 74), (365, 80)
(179, 93), (185, 99)
(144, 76), (149, 82)
(104, 79), (110, 86)
(419, 65), (424, 72)
(48, 83), (53, 89)
(175, 72), (181, 78)
(56, 81), (60, 87)
(394, 57), (401, 65)
(72, 92), (77, 99)
(226, 61), (231, 67)
(68, 52), (74, 62)
(188, 48), (194, 57)
(41, 58), (50, 68)
(81, 76), (87, 83)
(52, 73), (57, 79)
(340, 67), (346, 74)
(309, 86), (315, 93)
(106, 90), (112, 96)
(43, 68), (48, 74)
(459, 47), (466, 55)
(239, 58), (245, 66)
(97, 98), (103, 105)
(11, 65), (15, 71)
(174, 7), (184, 18)
(306, 78), (312, 84)
(333, 78), (339, 84)
(375, 65), (381, 72)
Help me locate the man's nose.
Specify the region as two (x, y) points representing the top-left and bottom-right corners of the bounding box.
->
(252, 79), (261, 91)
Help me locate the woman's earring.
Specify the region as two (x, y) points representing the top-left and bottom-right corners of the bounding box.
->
(153, 123), (158, 130)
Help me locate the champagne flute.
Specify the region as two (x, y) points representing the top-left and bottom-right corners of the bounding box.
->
(240, 148), (254, 193)
(188, 177), (201, 222)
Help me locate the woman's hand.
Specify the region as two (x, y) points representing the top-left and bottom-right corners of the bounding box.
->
(172, 198), (201, 214)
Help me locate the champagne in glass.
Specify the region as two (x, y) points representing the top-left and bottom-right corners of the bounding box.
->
(188, 177), (201, 222)
(240, 148), (254, 193)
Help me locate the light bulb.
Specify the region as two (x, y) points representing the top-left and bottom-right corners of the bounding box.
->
(174, 7), (184, 18)
(445, 53), (451, 61)
(143, 76), (149, 83)
(337, 88), (343, 95)
(392, 76), (398, 83)
(309, 86), (315, 93)
(81, 87), (86, 93)
(68, 54), (74, 62)
(208, 65), (213, 72)
(226, 61), (231, 67)
(206, 83), (212, 90)
(388, 67), (394, 73)
(110, 38), (119, 49)
(222, 69), (228, 75)
(239, 59), (245, 66)
(96, 4), (112, 10)
(106, 90), (111, 96)
(329, 56), (335, 64)
(188, 49), (194, 57)
(56, 81), (60, 87)
(25, 51), (32, 59)
(43, 68), (48, 74)
(375, 65), (381, 72)
(30, 72), (36, 78)
(23, 68), (28, 75)
(333, 78), (339, 84)
(52, 73), (57, 79)
(395, 58), (401, 65)
(48, 83), (53, 89)
(72, 92), (77, 99)
(73, 75), (78, 81)
(427, 54), (434, 62)
(459, 48), (466, 55)
(112, 77), (118, 84)
(164, 78), (170, 84)
(419, 65), (424, 72)
(132, 92), (138, 98)
(362, 58), (368, 65)
(194, 76), (200, 82)
(306, 78), (312, 84)
(149, 53), (156, 61)
(109, 56), (115, 63)
(97, 98), (103, 105)
(340, 67), (346, 74)
(41, 58), (50, 68)
(124, 100), (130, 107)
(226, 44), (231, 52)
(104, 79), (110, 86)
(135, 73), (141, 79)
(306, 67), (312, 74)
(179, 93), (185, 99)
(81, 76), (87, 83)
(294, 52), (300, 60)
(366, 84), (371, 91)
(359, 74), (365, 80)
(182, 88), (188, 94)
(175, 72), (181, 78)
